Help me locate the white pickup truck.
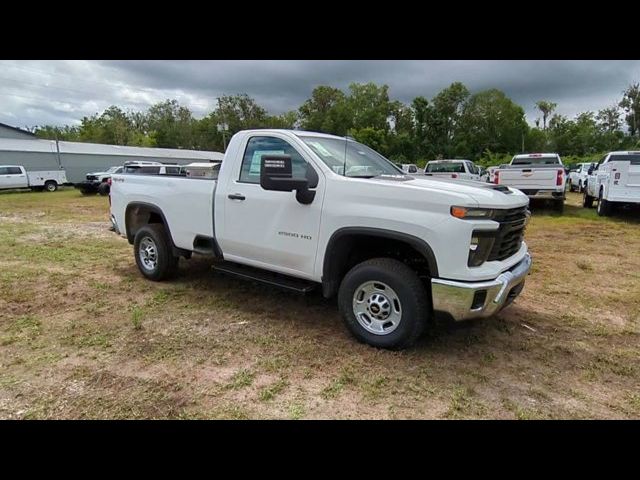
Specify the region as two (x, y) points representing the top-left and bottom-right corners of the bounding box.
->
(110, 129), (532, 349)
(568, 162), (595, 193)
(494, 153), (566, 212)
(424, 159), (481, 181)
(0, 165), (67, 192)
(582, 151), (640, 216)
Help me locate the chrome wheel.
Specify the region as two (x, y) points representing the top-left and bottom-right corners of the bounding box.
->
(138, 236), (158, 271)
(352, 281), (402, 335)
(46, 182), (56, 192)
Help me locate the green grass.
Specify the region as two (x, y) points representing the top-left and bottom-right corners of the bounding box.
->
(259, 378), (288, 402)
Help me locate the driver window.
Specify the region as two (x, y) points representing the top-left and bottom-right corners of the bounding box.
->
(240, 136), (313, 184)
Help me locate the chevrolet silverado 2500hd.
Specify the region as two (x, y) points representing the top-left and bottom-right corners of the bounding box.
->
(495, 153), (566, 212)
(110, 130), (532, 349)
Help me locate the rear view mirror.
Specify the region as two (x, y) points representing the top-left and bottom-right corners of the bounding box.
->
(260, 155), (315, 205)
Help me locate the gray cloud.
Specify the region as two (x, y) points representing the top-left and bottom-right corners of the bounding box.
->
(1, 60), (639, 129)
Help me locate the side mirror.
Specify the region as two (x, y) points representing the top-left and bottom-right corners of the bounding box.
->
(587, 166), (594, 175)
(260, 155), (316, 205)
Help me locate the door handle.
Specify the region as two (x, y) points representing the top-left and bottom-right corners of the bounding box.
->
(228, 193), (246, 201)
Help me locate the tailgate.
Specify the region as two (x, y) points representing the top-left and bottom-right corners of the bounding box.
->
(498, 168), (560, 188)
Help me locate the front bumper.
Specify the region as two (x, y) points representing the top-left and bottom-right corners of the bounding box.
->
(74, 180), (100, 193)
(431, 253), (532, 321)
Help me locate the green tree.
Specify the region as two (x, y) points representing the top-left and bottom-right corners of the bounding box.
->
(146, 100), (196, 148)
(535, 100), (557, 130)
(597, 105), (622, 132)
(619, 83), (640, 136)
(456, 89), (528, 159)
(347, 82), (393, 131)
(298, 86), (351, 135)
(216, 94), (268, 135)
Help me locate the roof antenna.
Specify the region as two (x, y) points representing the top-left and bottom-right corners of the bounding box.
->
(342, 135), (348, 176)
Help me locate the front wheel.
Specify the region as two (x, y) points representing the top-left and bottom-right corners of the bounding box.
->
(97, 182), (110, 196)
(133, 224), (179, 281)
(583, 189), (594, 208)
(338, 258), (429, 350)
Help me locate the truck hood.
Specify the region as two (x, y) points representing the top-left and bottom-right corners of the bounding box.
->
(372, 175), (530, 208)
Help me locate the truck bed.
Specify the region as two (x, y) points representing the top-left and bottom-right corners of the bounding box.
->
(110, 173), (217, 251)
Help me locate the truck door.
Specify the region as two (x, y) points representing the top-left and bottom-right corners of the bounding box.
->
(0, 167), (28, 189)
(220, 134), (325, 279)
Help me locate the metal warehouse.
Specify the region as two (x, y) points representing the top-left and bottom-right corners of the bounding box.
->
(0, 124), (224, 184)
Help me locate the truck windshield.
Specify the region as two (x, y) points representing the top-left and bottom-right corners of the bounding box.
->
(426, 162), (465, 173)
(512, 156), (560, 165)
(106, 166), (121, 173)
(299, 136), (402, 178)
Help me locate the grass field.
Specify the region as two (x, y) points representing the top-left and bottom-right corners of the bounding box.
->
(0, 188), (638, 419)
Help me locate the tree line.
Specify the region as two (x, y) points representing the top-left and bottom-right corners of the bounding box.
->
(33, 81), (640, 168)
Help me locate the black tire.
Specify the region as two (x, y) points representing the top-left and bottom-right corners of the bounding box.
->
(97, 182), (110, 196)
(44, 181), (57, 192)
(568, 179), (574, 192)
(337, 258), (429, 350)
(553, 199), (565, 213)
(133, 224), (179, 281)
(578, 181), (584, 193)
(583, 189), (594, 208)
(597, 190), (612, 217)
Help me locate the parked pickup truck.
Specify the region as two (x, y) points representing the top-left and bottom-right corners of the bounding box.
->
(76, 166), (124, 195)
(0, 165), (67, 192)
(110, 129), (532, 349)
(582, 151), (640, 216)
(424, 159), (481, 181)
(494, 153), (566, 212)
(568, 162), (594, 193)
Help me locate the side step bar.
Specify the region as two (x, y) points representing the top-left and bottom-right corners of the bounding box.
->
(212, 261), (317, 294)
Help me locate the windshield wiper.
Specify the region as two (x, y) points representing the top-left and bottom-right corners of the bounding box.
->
(347, 175), (377, 179)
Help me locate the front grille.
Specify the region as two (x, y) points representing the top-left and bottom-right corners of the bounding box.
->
(488, 206), (528, 261)
(86, 175), (98, 181)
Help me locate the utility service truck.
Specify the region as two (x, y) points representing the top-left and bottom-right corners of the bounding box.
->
(583, 151), (640, 216)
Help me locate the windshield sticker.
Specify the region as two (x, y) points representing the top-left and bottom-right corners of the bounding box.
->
(308, 141), (333, 157)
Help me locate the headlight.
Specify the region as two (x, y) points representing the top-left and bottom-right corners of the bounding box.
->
(451, 206), (494, 219)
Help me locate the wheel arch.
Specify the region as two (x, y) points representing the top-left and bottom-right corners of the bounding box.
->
(124, 202), (187, 257)
(321, 227), (438, 299)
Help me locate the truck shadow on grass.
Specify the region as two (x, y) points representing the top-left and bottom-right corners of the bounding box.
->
(528, 199), (640, 223)
(115, 255), (545, 353)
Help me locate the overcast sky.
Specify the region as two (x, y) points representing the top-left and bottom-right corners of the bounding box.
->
(1, 60), (639, 130)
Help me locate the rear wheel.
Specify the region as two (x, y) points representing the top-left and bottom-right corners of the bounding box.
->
(133, 224), (179, 281)
(338, 258), (429, 350)
(568, 179), (574, 192)
(583, 188), (594, 208)
(597, 190), (612, 217)
(44, 181), (57, 192)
